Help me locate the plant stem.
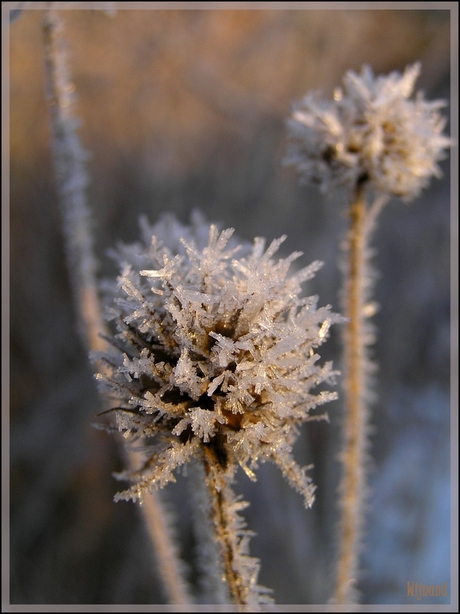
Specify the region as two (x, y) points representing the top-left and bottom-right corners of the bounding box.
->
(333, 185), (369, 604)
(42, 7), (105, 353)
(132, 451), (192, 605)
(203, 450), (253, 608)
(188, 462), (230, 604)
(42, 8), (191, 605)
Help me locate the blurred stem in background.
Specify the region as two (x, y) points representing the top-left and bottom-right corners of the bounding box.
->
(42, 6), (104, 354)
(41, 7), (191, 605)
(284, 62), (451, 605)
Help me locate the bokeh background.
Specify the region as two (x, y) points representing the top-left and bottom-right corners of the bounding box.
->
(8, 3), (455, 607)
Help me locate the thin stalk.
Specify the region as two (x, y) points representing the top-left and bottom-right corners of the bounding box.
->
(188, 462), (230, 604)
(202, 450), (255, 609)
(333, 185), (369, 604)
(42, 6), (105, 353)
(42, 8), (191, 605)
(131, 449), (192, 605)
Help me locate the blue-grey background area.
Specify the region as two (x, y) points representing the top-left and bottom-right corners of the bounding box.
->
(9, 5), (454, 607)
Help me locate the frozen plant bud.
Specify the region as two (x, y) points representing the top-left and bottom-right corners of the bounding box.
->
(94, 213), (340, 506)
(284, 62), (451, 200)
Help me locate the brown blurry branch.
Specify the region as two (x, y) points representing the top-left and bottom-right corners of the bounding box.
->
(42, 7), (191, 605)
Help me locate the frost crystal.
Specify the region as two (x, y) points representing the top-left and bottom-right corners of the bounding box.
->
(284, 63), (451, 200)
(94, 213), (340, 506)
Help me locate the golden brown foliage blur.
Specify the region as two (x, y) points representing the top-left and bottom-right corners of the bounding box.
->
(9, 5), (452, 605)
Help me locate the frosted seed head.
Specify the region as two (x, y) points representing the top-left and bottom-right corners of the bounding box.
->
(94, 213), (341, 504)
(284, 63), (451, 200)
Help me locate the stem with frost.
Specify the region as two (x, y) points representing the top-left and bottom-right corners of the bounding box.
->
(42, 8), (191, 605)
(203, 449), (257, 609)
(333, 187), (387, 604)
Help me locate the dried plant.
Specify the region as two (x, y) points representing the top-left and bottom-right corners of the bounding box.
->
(285, 62), (451, 604)
(39, 5), (342, 607)
(10, 3), (452, 607)
(93, 211), (341, 607)
(285, 63), (450, 201)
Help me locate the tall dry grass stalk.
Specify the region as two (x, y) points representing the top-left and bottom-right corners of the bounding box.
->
(41, 7), (191, 605)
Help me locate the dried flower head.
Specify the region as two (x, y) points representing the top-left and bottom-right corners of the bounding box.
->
(284, 62), (451, 200)
(94, 213), (340, 507)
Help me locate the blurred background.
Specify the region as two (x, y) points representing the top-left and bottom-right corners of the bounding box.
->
(8, 3), (454, 607)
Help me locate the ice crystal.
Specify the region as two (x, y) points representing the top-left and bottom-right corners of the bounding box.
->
(284, 63), (451, 200)
(94, 213), (340, 507)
